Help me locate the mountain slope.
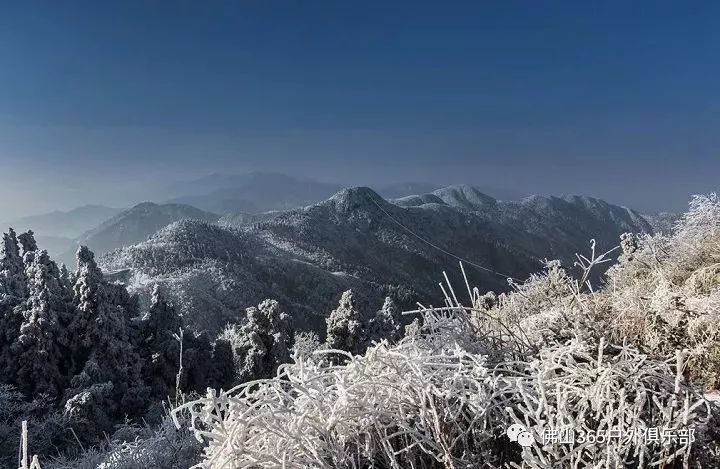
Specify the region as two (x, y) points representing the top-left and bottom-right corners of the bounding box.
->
(101, 186), (654, 335)
(62, 202), (219, 264)
(102, 219), (364, 332)
(642, 211), (681, 234)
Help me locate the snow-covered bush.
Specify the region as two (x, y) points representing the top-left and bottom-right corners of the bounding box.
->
(291, 330), (321, 359)
(0, 385), (74, 468)
(173, 335), (505, 468)
(173, 315), (715, 468)
(603, 194), (720, 388)
(501, 339), (712, 468)
(47, 411), (203, 469)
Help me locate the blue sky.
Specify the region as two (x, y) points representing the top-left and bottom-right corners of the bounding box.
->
(0, 0), (718, 218)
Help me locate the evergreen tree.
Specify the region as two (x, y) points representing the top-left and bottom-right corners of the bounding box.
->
(208, 337), (235, 390)
(17, 230), (38, 255)
(0, 229), (27, 380)
(178, 330), (213, 394)
(325, 290), (364, 355)
(231, 299), (294, 383)
(261, 299), (293, 370)
(139, 284), (219, 399)
(366, 296), (402, 344)
(140, 285), (183, 399)
(0, 228), (27, 303)
(62, 246), (104, 364)
(64, 246), (147, 425)
(11, 250), (65, 396)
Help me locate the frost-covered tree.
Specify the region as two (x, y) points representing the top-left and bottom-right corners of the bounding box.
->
(63, 246), (147, 427)
(325, 290), (364, 354)
(176, 329), (213, 395)
(138, 284), (227, 399)
(0, 229), (28, 380)
(366, 296), (402, 344)
(292, 330), (321, 360)
(140, 285), (183, 399)
(225, 299), (294, 383)
(0, 228), (27, 303)
(10, 250), (66, 396)
(17, 230), (38, 255)
(62, 246), (104, 363)
(207, 337), (235, 391)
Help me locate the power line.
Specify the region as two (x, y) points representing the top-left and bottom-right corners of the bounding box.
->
(364, 191), (522, 282)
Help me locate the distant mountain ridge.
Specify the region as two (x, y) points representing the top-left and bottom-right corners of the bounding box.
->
(57, 202), (219, 265)
(166, 172), (344, 214)
(100, 185), (655, 334)
(165, 172), (526, 215)
(1, 204), (123, 238)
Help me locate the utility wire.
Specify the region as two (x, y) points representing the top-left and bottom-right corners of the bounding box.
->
(364, 191), (522, 282)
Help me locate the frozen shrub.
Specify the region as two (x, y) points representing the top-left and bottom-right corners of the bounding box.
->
(501, 339), (712, 467)
(467, 194), (720, 389)
(291, 330), (321, 359)
(173, 315), (715, 469)
(0, 384), (75, 467)
(47, 412), (203, 469)
(603, 194), (720, 388)
(173, 333), (504, 468)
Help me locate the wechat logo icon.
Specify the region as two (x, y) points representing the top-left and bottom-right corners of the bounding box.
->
(506, 423), (534, 448)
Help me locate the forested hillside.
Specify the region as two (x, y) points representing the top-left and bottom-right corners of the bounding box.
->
(57, 202), (220, 265)
(101, 186), (655, 335)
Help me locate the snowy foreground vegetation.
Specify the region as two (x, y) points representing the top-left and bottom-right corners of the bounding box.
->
(172, 195), (720, 468)
(2, 194), (720, 468)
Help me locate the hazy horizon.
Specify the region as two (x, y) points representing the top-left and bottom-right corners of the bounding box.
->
(1, 1), (718, 220)
(0, 168), (706, 222)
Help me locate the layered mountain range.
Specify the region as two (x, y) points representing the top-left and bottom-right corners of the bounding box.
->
(99, 185), (658, 334)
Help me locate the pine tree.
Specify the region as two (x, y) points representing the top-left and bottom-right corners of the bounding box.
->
(140, 285), (183, 399)
(62, 246), (104, 363)
(326, 290), (364, 355)
(64, 246), (147, 425)
(139, 284), (218, 399)
(208, 337), (235, 390)
(11, 250), (65, 396)
(0, 229), (28, 380)
(0, 228), (27, 303)
(179, 330), (213, 393)
(147, 285), (182, 336)
(366, 296), (402, 344)
(17, 230), (38, 255)
(230, 299), (294, 383)
(260, 299), (293, 370)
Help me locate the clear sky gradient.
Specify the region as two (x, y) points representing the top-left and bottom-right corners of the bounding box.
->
(0, 1), (718, 219)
